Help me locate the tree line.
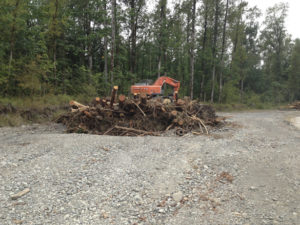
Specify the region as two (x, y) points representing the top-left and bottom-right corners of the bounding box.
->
(0, 0), (299, 104)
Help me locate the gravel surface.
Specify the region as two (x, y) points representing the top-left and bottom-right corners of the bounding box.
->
(0, 110), (299, 225)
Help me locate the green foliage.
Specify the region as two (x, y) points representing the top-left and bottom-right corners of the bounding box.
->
(222, 81), (240, 103)
(0, 0), (297, 107)
(288, 39), (300, 101)
(259, 3), (291, 103)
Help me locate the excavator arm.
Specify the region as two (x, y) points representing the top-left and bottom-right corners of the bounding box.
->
(153, 76), (180, 92)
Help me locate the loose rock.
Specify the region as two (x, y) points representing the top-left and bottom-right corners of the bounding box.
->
(172, 191), (183, 203)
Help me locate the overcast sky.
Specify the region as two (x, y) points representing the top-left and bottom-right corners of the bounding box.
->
(247, 0), (299, 39)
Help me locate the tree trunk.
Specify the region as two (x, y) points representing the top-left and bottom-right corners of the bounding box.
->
(53, 39), (57, 88)
(103, 0), (108, 84)
(158, 57), (161, 77)
(129, 0), (137, 74)
(200, 0), (208, 101)
(53, 0), (59, 89)
(190, 0), (196, 99)
(211, 0), (220, 103)
(110, 0), (116, 86)
(88, 19), (94, 84)
(186, 6), (190, 44)
(8, 0), (21, 87)
(158, 0), (167, 78)
(240, 78), (244, 103)
(232, 2), (243, 61)
(218, 0), (229, 102)
(88, 50), (93, 78)
(104, 36), (108, 83)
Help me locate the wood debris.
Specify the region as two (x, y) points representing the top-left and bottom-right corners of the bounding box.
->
(11, 188), (30, 200)
(56, 90), (225, 136)
(289, 101), (300, 110)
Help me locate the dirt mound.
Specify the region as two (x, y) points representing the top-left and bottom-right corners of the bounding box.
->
(56, 94), (224, 136)
(0, 102), (68, 124)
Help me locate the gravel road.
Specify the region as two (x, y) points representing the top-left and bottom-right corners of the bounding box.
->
(0, 110), (299, 225)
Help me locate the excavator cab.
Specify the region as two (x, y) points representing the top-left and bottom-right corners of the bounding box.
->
(134, 79), (153, 86)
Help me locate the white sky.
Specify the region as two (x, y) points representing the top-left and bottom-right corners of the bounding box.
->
(247, 0), (299, 39)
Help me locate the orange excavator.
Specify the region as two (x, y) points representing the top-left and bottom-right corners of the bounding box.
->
(130, 76), (180, 99)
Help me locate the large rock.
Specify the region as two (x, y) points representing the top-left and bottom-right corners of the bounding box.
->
(172, 191), (183, 202)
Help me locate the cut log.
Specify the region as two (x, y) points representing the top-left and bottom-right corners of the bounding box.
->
(78, 106), (89, 112)
(118, 95), (126, 108)
(140, 93), (147, 105)
(78, 124), (88, 132)
(92, 97), (101, 106)
(176, 128), (185, 136)
(290, 101), (300, 110)
(113, 105), (119, 111)
(96, 115), (103, 120)
(176, 99), (185, 106)
(71, 108), (79, 113)
(174, 91), (178, 101)
(69, 101), (86, 108)
(170, 110), (177, 117)
(71, 106), (89, 113)
(100, 99), (107, 107)
(84, 111), (92, 118)
(163, 99), (171, 104)
(119, 94), (126, 102)
(110, 86), (118, 108)
(178, 119), (184, 126)
(114, 125), (160, 136)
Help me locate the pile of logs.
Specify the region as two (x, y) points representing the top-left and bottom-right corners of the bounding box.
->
(56, 86), (224, 136)
(290, 101), (300, 110)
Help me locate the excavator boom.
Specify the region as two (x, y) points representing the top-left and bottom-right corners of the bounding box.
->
(153, 76), (180, 92)
(131, 76), (180, 99)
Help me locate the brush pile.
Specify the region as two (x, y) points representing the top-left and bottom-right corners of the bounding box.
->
(56, 87), (224, 136)
(290, 101), (300, 110)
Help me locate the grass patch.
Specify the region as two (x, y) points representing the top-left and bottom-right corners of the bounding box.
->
(0, 94), (95, 127)
(0, 94), (71, 110)
(0, 114), (27, 127)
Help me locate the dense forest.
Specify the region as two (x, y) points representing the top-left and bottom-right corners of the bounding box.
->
(0, 0), (300, 104)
